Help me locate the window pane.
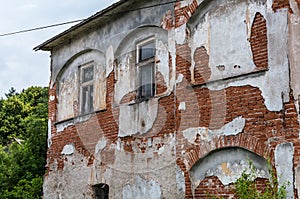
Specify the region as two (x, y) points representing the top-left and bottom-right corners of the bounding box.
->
(89, 85), (94, 112)
(81, 85), (93, 114)
(83, 66), (94, 82)
(140, 64), (154, 98)
(139, 42), (155, 61)
(82, 86), (88, 113)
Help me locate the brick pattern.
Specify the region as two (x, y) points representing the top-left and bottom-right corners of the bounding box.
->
(120, 91), (137, 104)
(46, 0), (300, 198)
(174, 0), (198, 28)
(176, 43), (191, 82)
(46, 125), (93, 171)
(95, 71), (119, 142)
(190, 176), (269, 199)
(193, 46), (211, 85)
(161, 10), (173, 30)
(272, 0), (290, 11)
(250, 12), (268, 70)
(175, 43), (299, 198)
(156, 71), (168, 95)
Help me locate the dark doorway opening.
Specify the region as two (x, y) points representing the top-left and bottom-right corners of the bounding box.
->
(92, 183), (109, 199)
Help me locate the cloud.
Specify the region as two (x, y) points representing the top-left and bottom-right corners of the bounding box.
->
(0, 0), (118, 97)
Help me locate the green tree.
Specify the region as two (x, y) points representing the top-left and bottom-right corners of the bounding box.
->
(0, 86), (48, 198)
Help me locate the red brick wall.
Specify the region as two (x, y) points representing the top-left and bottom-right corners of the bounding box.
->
(250, 12), (268, 70)
(193, 46), (211, 85)
(173, 1), (300, 198)
(46, 0), (300, 198)
(272, 0), (290, 11)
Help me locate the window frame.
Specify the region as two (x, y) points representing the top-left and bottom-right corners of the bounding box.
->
(79, 61), (95, 115)
(136, 37), (156, 100)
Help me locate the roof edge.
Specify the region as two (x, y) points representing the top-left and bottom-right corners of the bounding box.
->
(33, 0), (128, 51)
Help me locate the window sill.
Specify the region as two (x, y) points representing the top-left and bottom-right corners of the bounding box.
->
(54, 109), (107, 126)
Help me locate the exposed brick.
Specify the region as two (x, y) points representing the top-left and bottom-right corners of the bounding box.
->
(250, 12), (268, 70)
(193, 46), (211, 84)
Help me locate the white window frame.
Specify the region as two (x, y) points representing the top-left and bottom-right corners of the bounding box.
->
(136, 37), (156, 99)
(80, 62), (94, 115)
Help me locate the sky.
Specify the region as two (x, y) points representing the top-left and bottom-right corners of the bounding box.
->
(0, 0), (118, 98)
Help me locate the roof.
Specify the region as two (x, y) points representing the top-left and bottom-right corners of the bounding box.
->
(34, 0), (129, 51)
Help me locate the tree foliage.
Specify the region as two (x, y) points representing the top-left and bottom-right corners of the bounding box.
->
(0, 86), (48, 198)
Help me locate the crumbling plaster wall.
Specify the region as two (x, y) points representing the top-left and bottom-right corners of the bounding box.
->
(45, 0), (181, 198)
(190, 147), (270, 194)
(44, 0), (300, 198)
(56, 50), (106, 121)
(115, 26), (174, 137)
(44, 134), (185, 199)
(186, 0), (290, 112)
(289, 0), (300, 118)
(174, 0), (299, 197)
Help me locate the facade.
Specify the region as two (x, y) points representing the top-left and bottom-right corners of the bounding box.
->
(35, 0), (300, 198)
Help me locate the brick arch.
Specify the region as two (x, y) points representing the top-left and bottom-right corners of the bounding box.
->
(183, 133), (271, 171)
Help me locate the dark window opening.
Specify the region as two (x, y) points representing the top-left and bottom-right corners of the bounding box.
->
(83, 66), (94, 82)
(138, 63), (155, 99)
(81, 85), (94, 114)
(139, 42), (155, 62)
(80, 64), (94, 114)
(92, 183), (109, 199)
(137, 40), (155, 99)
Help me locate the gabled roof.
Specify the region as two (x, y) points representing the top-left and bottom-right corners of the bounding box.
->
(34, 0), (129, 51)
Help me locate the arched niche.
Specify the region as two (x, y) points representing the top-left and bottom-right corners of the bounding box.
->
(56, 49), (106, 122)
(189, 147), (270, 191)
(187, 0), (268, 84)
(114, 26), (170, 137)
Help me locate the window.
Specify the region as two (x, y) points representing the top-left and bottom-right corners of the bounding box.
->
(80, 63), (94, 114)
(137, 39), (155, 99)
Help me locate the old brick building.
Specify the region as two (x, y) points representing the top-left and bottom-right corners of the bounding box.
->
(35, 0), (300, 198)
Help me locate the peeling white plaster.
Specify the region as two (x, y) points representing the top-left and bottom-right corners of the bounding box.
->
(176, 165), (186, 198)
(56, 120), (74, 133)
(43, 152), (93, 198)
(190, 148), (270, 193)
(95, 138), (107, 154)
(168, 29), (177, 89)
(289, 0), (300, 123)
(180, 0), (193, 8)
(158, 145), (165, 155)
(57, 50), (106, 121)
(49, 95), (55, 101)
(119, 98), (159, 137)
(61, 144), (75, 155)
(190, 1), (289, 111)
(175, 24), (186, 44)
(178, 102), (186, 111)
(122, 176), (161, 199)
(267, 0), (274, 12)
(295, 165), (300, 197)
(157, 40), (170, 93)
(183, 116), (246, 144)
(47, 119), (52, 147)
(106, 45), (114, 77)
(207, 9), (290, 112)
(176, 74), (184, 83)
(275, 142), (294, 199)
(204, 161), (268, 186)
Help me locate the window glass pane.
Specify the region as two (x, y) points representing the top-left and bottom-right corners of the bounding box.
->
(81, 85), (93, 114)
(83, 66), (94, 82)
(89, 85), (94, 112)
(82, 86), (88, 113)
(139, 42), (155, 61)
(140, 64), (154, 98)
